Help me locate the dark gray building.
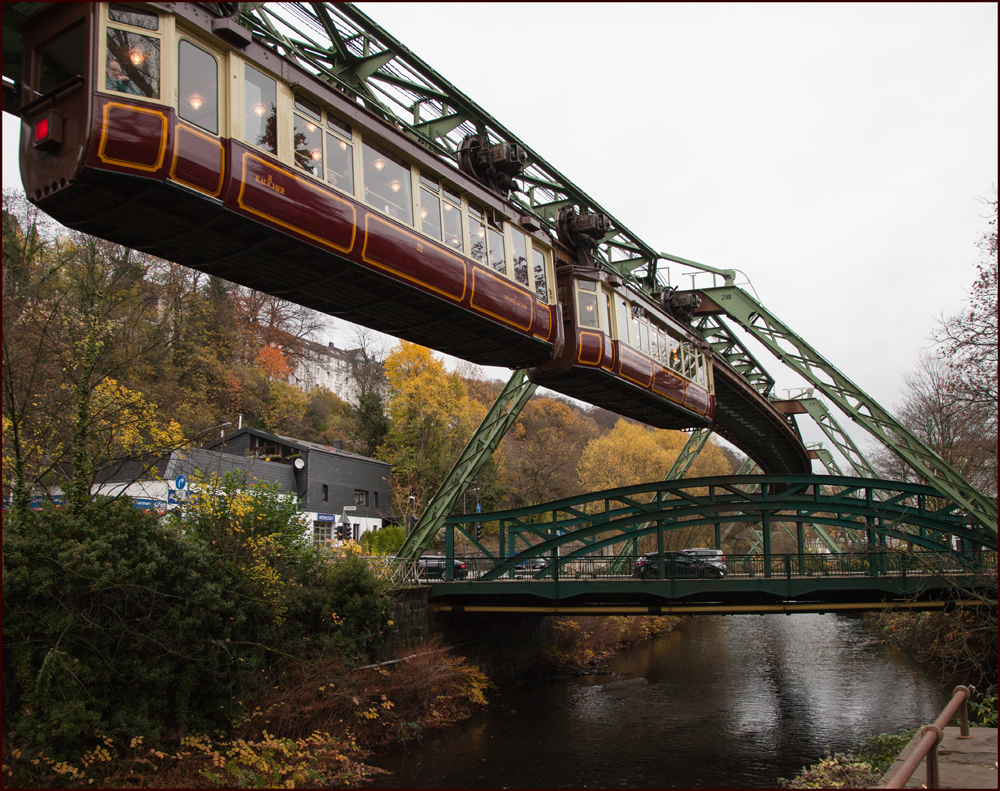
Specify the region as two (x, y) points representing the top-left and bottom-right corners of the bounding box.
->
(201, 428), (394, 542)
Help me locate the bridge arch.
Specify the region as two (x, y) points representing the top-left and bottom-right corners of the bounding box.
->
(437, 475), (995, 582)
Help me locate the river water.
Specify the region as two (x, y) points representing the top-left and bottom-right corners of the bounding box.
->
(370, 614), (956, 788)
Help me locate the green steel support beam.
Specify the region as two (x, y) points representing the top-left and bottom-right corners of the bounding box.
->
(793, 395), (880, 478)
(695, 285), (998, 534)
(808, 443), (844, 476)
(722, 456), (846, 554)
(396, 369), (537, 560)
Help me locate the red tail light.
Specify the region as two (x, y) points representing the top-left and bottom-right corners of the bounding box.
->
(33, 110), (63, 151)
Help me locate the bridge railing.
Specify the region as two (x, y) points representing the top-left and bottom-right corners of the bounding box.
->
(413, 550), (997, 582)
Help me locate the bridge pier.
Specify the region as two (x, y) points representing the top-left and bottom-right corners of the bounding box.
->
(382, 585), (556, 681)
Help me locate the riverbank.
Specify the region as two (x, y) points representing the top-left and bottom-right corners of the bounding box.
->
(2, 638), (490, 788)
(538, 614), (684, 673)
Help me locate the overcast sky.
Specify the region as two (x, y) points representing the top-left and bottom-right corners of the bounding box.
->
(3, 2), (997, 470)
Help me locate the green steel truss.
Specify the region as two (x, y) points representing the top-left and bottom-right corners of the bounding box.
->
(237, 3), (661, 283)
(446, 475), (995, 583)
(396, 369), (537, 560)
(807, 444), (844, 476)
(693, 286), (998, 534)
(787, 392), (880, 478)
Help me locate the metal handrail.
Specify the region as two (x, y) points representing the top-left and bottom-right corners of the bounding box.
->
(883, 685), (972, 788)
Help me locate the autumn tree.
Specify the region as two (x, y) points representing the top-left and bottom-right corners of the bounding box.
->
(2, 190), (182, 510)
(931, 191), (998, 492)
(378, 341), (501, 519)
(502, 397), (599, 507)
(346, 326), (390, 456)
(576, 419), (733, 551)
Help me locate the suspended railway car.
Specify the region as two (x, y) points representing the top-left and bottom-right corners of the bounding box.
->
(529, 262), (716, 431)
(13, 2), (561, 368)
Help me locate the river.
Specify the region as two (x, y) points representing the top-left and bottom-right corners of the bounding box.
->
(370, 614), (956, 788)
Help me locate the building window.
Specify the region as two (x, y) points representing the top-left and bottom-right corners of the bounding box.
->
(313, 522), (332, 544)
(354, 489), (368, 507)
(373, 491), (379, 508)
(322, 484), (329, 502)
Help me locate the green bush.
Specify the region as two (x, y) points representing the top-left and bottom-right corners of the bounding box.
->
(359, 524), (405, 555)
(3, 490), (392, 785)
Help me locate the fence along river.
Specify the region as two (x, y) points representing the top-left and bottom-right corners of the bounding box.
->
(370, 614), (956, 788)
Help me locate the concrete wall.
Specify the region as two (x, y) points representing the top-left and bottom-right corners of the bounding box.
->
(384, 588), (556, 682)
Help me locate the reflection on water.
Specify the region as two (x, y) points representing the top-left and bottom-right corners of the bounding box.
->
(371, 615), (953, 788)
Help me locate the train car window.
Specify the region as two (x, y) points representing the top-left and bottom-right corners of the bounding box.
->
(667, 334), (682, 371)
(178, 41), (218, 134)
(639, 320), (650, 355)
(362, 140), (413, 224)
(244, 65), (277, 154)
(533, 248), (550, 302)
(511, 229), (529, 287)
(468, 204), (486, 263)
(109, 4), (159, 30)
(37, 21), (87, 96)
(443, 192), (462, 249)
(325, 117), (354, 194)
(420, 187), (442, 240)
(293, 96), (323, 177)
(106, 28), (160, 98)
(488, 222), (506, 274)
(603, 289), (615, 335)
(650, 324), (659, 363)
(630, 308), (643, 351)
(658, 329), (667, 365)
(682, 341), (697, 379)
(577, 281), (599, 329)
(616, 297), (631, 345)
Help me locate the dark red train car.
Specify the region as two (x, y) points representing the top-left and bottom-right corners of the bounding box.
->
(530, 262), (716, 430)
(13, 2), (561, 368)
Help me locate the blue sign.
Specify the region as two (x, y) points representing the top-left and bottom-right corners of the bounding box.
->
(175, 475), (187, 490)
(317, 513), (337, 522)
(476, 502), (481, 513)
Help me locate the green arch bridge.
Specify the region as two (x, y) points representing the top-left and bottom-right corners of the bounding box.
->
(413, 475), (997, 616)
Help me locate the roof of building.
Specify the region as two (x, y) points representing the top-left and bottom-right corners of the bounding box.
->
(202, 427), (388, 466)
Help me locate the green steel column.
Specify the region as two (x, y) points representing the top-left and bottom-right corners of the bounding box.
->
(866, 519), (877, 578)
(397, 369), (537, 560)
(445, 524), (454, 581)
(715, 522), (721, 549)
(697, 285), (997, 534)
(762, 506), (772, 578)
(797, 522), (805, 574)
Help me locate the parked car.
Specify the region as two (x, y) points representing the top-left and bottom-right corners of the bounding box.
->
(633, 551), (725, 579)
(515, 556), (549, 574)
(682, 547), (726, 572)
(416, 556), (468, 579)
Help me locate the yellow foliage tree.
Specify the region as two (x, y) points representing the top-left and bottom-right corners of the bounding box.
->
(379, 341), (505, 518)
(577, 419), (733, 551)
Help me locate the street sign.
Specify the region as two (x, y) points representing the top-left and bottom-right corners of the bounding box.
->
(175, 475), (187, 490)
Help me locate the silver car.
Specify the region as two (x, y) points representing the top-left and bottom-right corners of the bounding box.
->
(682, 548), (726, 572)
